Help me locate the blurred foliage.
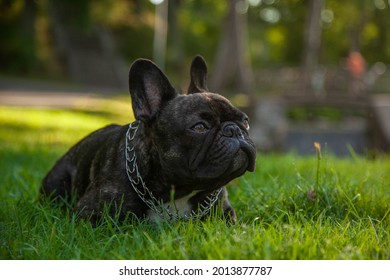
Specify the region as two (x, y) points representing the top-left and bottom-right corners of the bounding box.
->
(0, 0), (36, 74)
(288, 106), (348, 122)
(247, 0), (306, 67)
(1, 0), (390, 80)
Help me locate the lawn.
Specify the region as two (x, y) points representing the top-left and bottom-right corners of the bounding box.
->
(0, 100), (389, 260)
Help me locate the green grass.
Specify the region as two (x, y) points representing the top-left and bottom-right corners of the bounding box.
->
(0, 101), (389, 260)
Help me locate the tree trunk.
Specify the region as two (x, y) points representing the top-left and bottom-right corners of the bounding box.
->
(168, 0), (183, 68)
(22, 0), (37, 71)
(302, 0), (324, 94)
(211, 0), (253, 94)
(48, 0), (127, 89)
(153, 0), (169, 71)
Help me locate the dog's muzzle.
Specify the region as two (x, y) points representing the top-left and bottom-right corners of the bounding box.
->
(222, 122), (256, 172)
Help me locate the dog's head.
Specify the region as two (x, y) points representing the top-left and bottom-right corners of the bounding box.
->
(129, 55), (256, 191)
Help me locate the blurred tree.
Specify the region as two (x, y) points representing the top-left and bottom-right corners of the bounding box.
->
(1, 0), (389, 90)
(0, 0), (37, 74)
(302, 0), (324, 93)
(152, 0), (168, 70)
(247, 0), (306, 67)
(165, 0), (225, 87)
(48, 0), (129, 88)
(323, 0), (390, 63)
(168, 0), (184, 70)
(210, 0), (253, 94)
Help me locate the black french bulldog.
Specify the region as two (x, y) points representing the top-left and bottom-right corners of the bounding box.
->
(40, 55), (256, 224)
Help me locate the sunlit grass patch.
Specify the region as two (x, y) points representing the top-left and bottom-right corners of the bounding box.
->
(0, 100), (389, 260)
(0, 100), (133, 148)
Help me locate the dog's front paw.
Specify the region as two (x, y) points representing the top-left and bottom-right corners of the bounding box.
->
(223, 204), (237, 225)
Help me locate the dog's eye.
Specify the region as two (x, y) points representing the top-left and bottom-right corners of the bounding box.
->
(243, 118), (250, 130)
(192, 122), (208, 133)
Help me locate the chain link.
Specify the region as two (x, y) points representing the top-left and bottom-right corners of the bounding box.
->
(125, 122), (222, 221)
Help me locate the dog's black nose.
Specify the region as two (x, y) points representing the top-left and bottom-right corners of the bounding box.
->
(222, 123), (243, 139)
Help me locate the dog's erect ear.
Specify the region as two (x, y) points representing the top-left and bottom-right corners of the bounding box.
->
(129, 59), (177, 122)
(188, 55), (209, 94)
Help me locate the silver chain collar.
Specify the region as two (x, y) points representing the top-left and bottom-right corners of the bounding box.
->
(125, 121), (222, 221)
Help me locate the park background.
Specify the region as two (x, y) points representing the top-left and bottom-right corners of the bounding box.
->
(1, 0), (390, 154)
(0, 0), (389, 260)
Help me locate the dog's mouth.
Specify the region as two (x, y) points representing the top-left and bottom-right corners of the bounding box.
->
(189, 139), (256, 186)
(239, 139), (256, 172)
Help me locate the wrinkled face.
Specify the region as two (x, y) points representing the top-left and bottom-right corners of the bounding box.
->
(128, 56), (257, 191)
(155, 92), (256, 190)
